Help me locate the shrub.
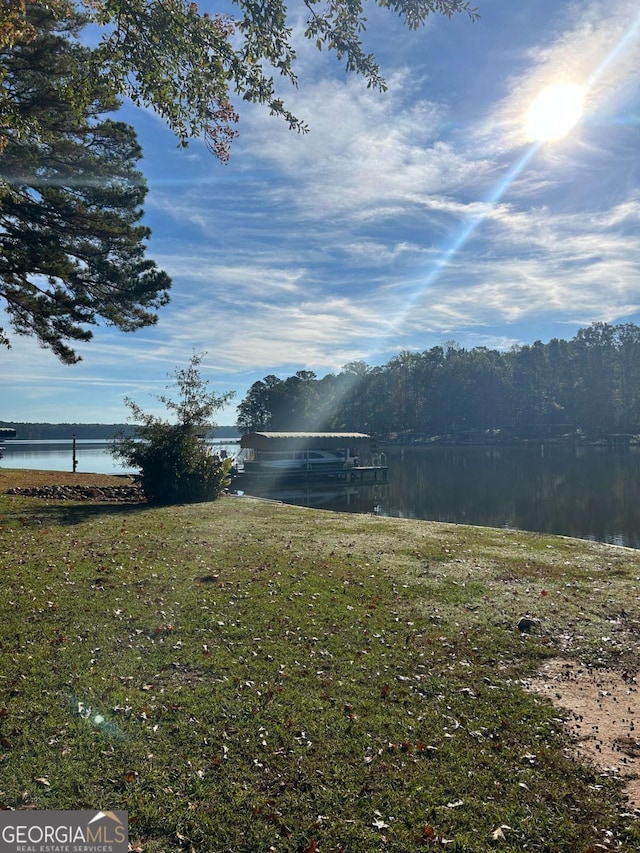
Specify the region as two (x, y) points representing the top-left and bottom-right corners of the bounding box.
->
(111, 354), (234, 505)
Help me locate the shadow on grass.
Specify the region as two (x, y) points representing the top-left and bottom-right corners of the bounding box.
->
(3, 499), (153, 527)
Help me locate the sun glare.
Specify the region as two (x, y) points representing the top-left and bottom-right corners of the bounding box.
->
(526, 83), (585, 142)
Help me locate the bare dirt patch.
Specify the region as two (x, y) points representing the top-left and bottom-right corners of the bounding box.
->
(527, 658), (640, 811)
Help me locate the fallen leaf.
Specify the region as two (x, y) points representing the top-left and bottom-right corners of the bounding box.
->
(446, 799), (464, 808)
(491, 825), (511, 841)
(35, 777), (50, 786)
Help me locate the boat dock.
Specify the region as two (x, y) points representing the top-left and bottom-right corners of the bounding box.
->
(234, 462), (388, 486)
(232, 431), (388, 488)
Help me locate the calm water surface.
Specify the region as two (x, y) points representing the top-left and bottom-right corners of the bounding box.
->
(379, 445), (640, 549)
(3, 440), (640, 548)
(1, 439), (134, 474)
(0, 439), (239, 475)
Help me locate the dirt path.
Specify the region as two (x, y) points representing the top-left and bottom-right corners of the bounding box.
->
(527, 659), (640, 812)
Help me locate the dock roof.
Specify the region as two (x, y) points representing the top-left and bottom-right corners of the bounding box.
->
(240, 431), (370, 450)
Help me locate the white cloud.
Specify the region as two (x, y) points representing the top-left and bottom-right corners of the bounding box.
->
(480, 0), (640, 152)
(6, 0), (640, 425)
(239, 71), (493, 220)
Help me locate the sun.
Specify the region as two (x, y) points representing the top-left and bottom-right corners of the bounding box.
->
(526, 83), (585, 142)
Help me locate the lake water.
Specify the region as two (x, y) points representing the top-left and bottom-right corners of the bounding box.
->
(2, 439), (640, 549)
(379, 445), (640, 549)
(0, 439), (240, 476)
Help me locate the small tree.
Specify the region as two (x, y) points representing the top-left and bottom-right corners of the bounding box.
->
(112, 353), (235, 505)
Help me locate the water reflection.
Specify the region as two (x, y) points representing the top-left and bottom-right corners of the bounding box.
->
(237, 481), (387, 514)
(378, 445), (640, 548)
(3, 440), (640, 548)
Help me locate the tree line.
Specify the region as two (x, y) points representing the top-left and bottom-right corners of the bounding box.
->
(0, 422), (133, 440)
(237, 322), (640, 440)
(0, 422), (240, 440)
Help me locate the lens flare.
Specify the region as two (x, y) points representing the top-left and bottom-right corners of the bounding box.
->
(71, 697), (125, 740)
(526, 83), (585, 141)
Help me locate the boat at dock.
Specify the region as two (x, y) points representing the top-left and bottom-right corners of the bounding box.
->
(233, 431), (388, 486)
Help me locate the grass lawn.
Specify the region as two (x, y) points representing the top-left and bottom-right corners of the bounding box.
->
(1, 469), (640, 852)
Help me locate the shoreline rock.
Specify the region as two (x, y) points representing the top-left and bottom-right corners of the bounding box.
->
(7, 484), (145, 502)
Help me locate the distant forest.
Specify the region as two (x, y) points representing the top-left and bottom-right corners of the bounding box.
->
(0, 423), (240, 441)
(8, 322), (640, 443)
(237, 322), (640, 440)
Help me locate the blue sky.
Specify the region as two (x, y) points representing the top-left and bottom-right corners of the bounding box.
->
(4, 0), (640, 425)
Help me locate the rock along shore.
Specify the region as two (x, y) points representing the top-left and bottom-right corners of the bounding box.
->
(7, 483), (144, 502)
